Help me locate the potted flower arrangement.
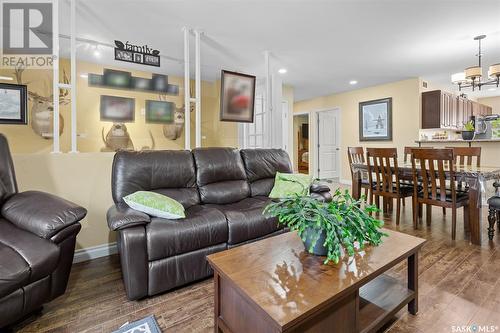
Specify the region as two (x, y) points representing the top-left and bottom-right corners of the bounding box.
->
(462, 120), (475, 141)
(264, 188), (387, 264)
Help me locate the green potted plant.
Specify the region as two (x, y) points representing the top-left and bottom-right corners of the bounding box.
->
(462, 120), (475, 141)
(264, 189), (387, 264)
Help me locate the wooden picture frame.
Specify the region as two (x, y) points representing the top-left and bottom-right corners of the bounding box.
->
(220, 70), (256, 123)
(359, 97), (392, 141)
(0, 83), (28, 125)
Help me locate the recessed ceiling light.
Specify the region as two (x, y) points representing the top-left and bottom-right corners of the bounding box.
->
(0, 76), (13, 81)
(80, 73), (88, 79)
(349, 80), (358, 85)
(278, 68), (287, 74)
(93, 49), (101, 57)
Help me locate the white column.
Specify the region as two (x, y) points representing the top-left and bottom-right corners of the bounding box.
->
(69, 0), (78, 153)
(183, 27), (191, 150)
(52, 0), (60, 153)
(264, 50), (271, 148)
(194, 30), (202, 148)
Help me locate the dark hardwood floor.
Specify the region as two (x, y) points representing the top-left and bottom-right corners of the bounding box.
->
(11, 200), (500, 333)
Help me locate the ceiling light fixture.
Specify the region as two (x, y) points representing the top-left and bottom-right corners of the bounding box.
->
(451, 35), (500, 91)
(278, 68), (287, 74)
(0, 76), (13, 81)
(93, 44), (101, 57)
(349, 80), (358, 85)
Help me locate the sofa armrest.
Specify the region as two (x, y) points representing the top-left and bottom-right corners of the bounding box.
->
(310, 182), (330, 193)
(1, 191), (87, 239)
(107, 203), (151, 231)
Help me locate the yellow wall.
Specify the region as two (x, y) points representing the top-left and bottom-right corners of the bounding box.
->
(294, 78), (421, 182)
(294, 79), (500, 183)
(13, 152), (115, 249)
(1, 59), (239, 251)
(0, 67), (71, 153)
(0, 59), (239, 153)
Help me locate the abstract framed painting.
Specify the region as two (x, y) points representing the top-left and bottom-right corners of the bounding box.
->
(0, 83), (28, 125)
(359, 97), (392, 141)
(220, 70), (256, 123)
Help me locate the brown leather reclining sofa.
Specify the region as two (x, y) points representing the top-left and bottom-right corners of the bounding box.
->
(0, 134), (87, 328)
(107, 147), (331, 300)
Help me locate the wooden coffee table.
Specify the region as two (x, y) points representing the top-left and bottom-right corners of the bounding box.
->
(207, 229), (426, 333)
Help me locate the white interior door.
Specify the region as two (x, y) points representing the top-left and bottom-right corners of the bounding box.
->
(317, 110), (339, 179)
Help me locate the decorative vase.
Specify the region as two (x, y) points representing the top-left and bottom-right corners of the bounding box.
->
(302, 227), (328, 256)
(462, 131), (475, 141)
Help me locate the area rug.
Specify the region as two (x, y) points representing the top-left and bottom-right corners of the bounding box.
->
(113, 315), (162, 333)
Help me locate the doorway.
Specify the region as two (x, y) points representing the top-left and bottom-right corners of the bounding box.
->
(316, 109), (340, 180)
(293, 113), (309, 174)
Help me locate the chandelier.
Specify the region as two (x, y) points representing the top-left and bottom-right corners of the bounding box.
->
(451, 35), (500, 91)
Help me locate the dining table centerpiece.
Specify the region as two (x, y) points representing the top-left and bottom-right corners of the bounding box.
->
(264, 188), (387, 264)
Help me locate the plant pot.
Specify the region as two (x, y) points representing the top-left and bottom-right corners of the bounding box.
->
(462, 131), (475, 141)
(302, 227), (328, 256)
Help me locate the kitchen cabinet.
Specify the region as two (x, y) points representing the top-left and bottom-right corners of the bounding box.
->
(472, 103), (492, 116)
(421, 90), (492, 129)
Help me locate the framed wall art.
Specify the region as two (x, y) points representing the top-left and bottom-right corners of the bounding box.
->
(220, 70), (256, 123)
(0, 83), (27, 125)
(359, 97), (392, 141)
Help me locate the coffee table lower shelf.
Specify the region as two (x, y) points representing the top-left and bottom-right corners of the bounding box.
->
(358, 274), (415, 333)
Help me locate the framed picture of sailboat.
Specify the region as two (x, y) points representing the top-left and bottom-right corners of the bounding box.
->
(359, 97), (392, 141)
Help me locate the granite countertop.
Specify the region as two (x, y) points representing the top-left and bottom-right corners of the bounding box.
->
(415, 138), (500, 143)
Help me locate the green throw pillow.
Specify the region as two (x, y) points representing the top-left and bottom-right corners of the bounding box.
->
(123, 191), (185, 219)
(269, 172), (312, 198)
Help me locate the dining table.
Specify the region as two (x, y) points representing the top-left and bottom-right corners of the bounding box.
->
(351, 162), (500, 245)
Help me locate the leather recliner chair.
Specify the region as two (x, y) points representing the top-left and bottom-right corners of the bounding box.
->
(0, 134), (87, 328)
(107, 147), (331, 300)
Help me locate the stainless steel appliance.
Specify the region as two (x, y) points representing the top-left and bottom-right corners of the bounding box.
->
(474, 114), (500, 139)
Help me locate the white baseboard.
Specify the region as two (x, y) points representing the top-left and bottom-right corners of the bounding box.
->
(73, 242), (118, 263)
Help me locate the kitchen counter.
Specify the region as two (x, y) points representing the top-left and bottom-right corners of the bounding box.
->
(415, 138), (500, 146)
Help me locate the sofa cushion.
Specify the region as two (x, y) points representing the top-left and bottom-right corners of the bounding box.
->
(240, 149), (292, 197)
(0, 219), (59, 297)
(210, 197), (283, 245)
(146, 205), (228, 261)
(112, 150), (199, 208)
(193, 148), (250, 204)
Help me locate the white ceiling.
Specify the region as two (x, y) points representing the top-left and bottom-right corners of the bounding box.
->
(54, 0), (500, 100)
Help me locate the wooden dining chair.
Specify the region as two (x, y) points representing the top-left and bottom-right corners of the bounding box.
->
(410, 148), (469, 240)
(402, 146), (429, 207)
(404, 146), (414, 164)
(348, 147), (371, 201)
(366, 148), (415, 225)
(447, 146), (481, 167)
(441, 147), (481, 215)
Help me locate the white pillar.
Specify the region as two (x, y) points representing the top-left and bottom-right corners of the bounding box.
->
(52, 0), (60, 153)
(183, 27), (191, 150)
(194, 30), (202, 148)
(69, 0), (78, 153)
(264, 50), (271, 148)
